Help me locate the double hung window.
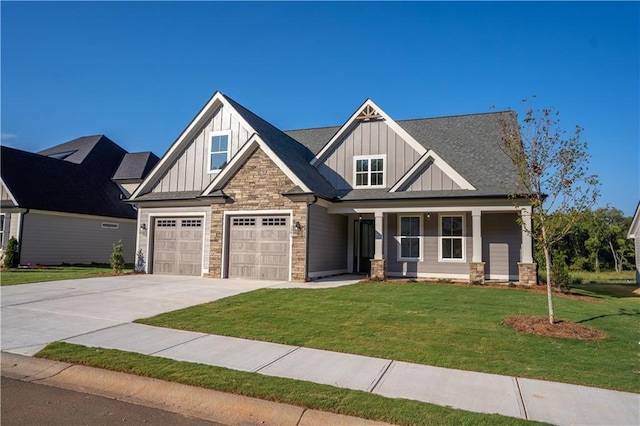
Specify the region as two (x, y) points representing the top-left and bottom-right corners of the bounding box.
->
(209, 131), (230, 172)
(398, 215), (421, 260)
(440, 215), (465, 261)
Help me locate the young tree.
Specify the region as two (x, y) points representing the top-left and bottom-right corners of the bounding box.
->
(501, 99), (599, 324)
(110, 240), (125, 274)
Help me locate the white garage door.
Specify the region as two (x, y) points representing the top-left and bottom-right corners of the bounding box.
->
(152, 218), (203, 276)
(228, 216), (290, 280)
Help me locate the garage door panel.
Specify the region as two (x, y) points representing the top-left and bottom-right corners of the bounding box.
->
(152, 217), (203, 276)
(228, 216), (290, 280)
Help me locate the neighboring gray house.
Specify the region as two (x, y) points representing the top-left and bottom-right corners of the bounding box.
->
(0, 135), (158, 265)
(128, 92), (536, 284)
(627, 202), (640, 284)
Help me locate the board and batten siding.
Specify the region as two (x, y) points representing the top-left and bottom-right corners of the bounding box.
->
(19, 212), (136, 265)
(316, 120), (421, 189)
(307, 204), (348, 277)
(481, 212), (521, 280)
(152, 105), (252, 193)
(1, 183), (15, 204)
(634, 237), (640, 284)
(137, 206), (211, 274)
(386, 212), (472, 277)
(404, 160), (462, 191)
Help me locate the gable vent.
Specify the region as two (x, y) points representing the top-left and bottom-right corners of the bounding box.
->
(356, 105), (382, 122)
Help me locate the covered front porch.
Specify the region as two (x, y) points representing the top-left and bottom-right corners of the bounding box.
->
(329, 203), (537, 285)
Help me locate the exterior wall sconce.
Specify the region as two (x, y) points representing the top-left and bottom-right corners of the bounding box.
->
(294, 221), (302, 230)
(426, 212), (431, 220)
(140, 223), (147, 231)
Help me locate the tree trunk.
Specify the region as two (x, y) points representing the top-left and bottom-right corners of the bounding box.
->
(608, 240), (621, 273)
(541, 224), (555, 324)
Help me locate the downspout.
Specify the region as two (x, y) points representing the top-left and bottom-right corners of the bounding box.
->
(17, 208), (29, 266)
(304, 195), (318, 282)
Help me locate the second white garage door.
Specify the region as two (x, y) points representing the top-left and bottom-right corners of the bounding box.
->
(152, 217), (203, 276)
(228, 216), (290, 280)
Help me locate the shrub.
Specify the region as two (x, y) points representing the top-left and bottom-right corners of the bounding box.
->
(551, 260), (572, 293)
(3, 236), (19, 268)
(110, 240), (125, 274)
(134, 249), (146, 273)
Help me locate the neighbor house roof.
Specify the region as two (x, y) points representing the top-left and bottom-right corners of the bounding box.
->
(1, 135), (137, 219)
(113, 152), (160, 183)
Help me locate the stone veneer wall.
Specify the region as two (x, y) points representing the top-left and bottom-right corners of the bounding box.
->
(208, 147), (307, 281)
(468, 262), (485, 284)
(370, 259), (386, 281)
(518, 263), (537, 286)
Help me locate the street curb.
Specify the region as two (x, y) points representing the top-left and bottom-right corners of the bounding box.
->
(1, 352), (393, 426)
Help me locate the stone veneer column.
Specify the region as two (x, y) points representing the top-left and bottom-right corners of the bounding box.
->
(370, 259), (386, 281)
(469, 262), (485, 284)
(518, 263), (537, 286)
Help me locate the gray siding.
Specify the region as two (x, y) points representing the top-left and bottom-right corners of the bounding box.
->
(152, 104), (252, 193)
(405, 161), (462, 191)
(19, 212), (136, 265)
(386, 212), (471, 277)
(635, 237), (640, 284)
(482, 212), (521, 279)
(308, 204), (348, 275)
(137, 206), (212, 274)
(317, 120), (420, 189)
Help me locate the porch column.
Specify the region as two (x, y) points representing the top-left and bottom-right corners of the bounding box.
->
(518, 206), (537, 285)
(370, 211), (386, 281)
(469, 209), (485, 284)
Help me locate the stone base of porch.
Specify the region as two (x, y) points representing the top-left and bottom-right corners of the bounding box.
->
(370, 259), (386, 281)
(469, 262), (485, 284)
(518, 263), (538, 286)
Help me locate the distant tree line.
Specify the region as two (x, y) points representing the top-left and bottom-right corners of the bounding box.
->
(535, 207), (635, 273)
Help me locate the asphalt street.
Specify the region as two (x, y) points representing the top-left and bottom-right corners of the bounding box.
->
(1, 377), (223, 425)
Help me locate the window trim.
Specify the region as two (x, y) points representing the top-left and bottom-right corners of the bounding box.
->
(208, 130), (231, 174)
(438, 213), (466, 262)
(353, 155), (386, 188)
(397, 214), (423, 261)
(0, 213), (5, 248)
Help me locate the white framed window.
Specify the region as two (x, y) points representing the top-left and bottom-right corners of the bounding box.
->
(398, 215), (422, 261)
(353, 155), (385, 188)
(439, 214), (465, 262)
(0, 214), (5, 247)
(208, 130), (231, 173)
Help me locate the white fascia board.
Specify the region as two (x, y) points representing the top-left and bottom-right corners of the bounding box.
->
(627, 202), (640, 239)
(310, 99), (427, 166)
(130, 92), (255, 200)
(390, 150), (476, 192)
(201, 134), (311, 196)
(328, 204), (520, 215)
(0, 177), (18, 205)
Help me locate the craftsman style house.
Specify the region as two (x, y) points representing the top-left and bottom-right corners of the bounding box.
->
(128, 92), (536, 284)
(1, 136), (158, 265)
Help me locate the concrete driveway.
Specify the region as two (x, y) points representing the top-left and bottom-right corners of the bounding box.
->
(1, 275), (282, 356)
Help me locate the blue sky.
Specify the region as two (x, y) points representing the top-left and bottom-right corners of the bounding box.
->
(2, 2), (638, 215)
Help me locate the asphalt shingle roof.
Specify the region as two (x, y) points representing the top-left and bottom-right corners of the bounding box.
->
(113, 152), (160, 182)
(2, 136), (137, 219)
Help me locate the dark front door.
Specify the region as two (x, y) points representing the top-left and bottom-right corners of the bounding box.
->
(354, 220), (375, 273)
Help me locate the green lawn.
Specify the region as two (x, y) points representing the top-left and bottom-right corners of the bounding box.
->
(37, 342), (544, 426)
(570, 269), (636, 285)
(0, 265), (133, 286)
(138, 282), (639, 393)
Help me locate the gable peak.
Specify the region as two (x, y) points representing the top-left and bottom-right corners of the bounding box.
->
(356, 103), (382, 122)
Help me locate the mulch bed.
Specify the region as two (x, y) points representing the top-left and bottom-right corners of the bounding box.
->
(503, 315), (607, 340)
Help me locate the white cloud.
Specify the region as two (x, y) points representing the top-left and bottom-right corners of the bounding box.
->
(1, 133), (17, 141)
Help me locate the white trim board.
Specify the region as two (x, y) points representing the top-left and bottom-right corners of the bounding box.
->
(390, 150), (476, 191)
(0, 177), (18, 205)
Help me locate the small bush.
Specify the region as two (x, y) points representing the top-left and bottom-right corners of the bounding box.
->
(110, 240), (125, 274)
(134, 249), (146, 273)
(3, 236), (19, 268)
(551, 260), (571, 293)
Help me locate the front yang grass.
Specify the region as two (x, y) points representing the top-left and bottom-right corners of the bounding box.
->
(37, 342), (543, 426)
(137, 282), (639, 393)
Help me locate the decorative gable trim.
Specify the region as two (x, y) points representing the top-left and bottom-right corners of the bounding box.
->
(389, 150), (476, 192)
(0, 177), (18, 206)
(130, 91), (255, 200)
(628, 202), (640, 239)
(201, 134), (311, 196)
(310, 99), (427, 166)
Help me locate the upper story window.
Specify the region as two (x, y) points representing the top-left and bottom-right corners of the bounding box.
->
(354, 155), (385, 188)
(209, 131), (231, 173)
(439, 214), (465, 261)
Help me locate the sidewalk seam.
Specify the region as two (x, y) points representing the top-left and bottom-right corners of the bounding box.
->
(148, 334), (210, 355)
(295, 408), (308, 426)
(514, 377), (529, 420)
(368, 360), (394, 393)
(253, 346), (301, 373)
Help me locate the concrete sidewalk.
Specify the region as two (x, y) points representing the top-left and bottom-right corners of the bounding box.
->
(54, 323), (639, 425)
